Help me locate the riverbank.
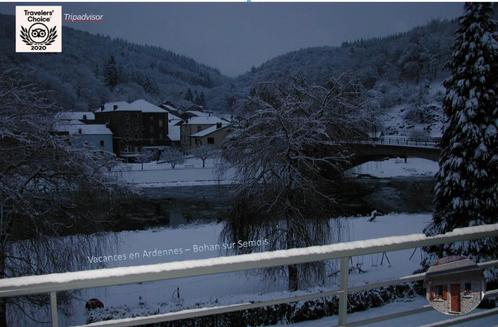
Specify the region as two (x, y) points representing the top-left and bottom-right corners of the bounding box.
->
(110, 157), (438, 189)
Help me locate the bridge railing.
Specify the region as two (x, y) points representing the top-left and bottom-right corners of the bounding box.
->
(0, 224), (497, 327)
(344, 137), (438, 148)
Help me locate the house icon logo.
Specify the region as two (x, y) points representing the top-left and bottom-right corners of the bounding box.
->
(425, 256), (485, 315)
(16, 6), (62, 53)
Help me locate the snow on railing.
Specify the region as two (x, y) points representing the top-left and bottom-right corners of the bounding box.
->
(0, 223), (497, 327)
(343, 137), (439, 148)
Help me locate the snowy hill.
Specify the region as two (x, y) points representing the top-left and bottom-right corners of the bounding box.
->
(206, 19), (459, 137)
(0, 14), (229, 112)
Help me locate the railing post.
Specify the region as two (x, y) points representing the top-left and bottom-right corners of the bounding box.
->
(50, 291), (59, 327)
(338, 256), (349, 326)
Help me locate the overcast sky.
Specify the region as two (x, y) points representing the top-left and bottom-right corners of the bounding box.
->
(0, 3), (463, 76)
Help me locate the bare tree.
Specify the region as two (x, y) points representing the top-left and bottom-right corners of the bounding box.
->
(0, 69), (125, 325)
(138, 150), (156, 171)
(159, 147), (184, 169)
(222, 78), (365, 291)
(192, 145), (215, 168)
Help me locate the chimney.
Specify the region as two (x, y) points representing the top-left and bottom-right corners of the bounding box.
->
(216, 122), (222, 129)
(113, 104), (118, 111)
(100, 105), (104, 111)
(78, 128), (82, 134)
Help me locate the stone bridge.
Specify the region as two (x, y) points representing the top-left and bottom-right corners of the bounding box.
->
(342, 138), (440, 168)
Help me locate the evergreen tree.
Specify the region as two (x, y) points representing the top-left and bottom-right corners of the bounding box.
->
(194, 92), (206, 106)
(143, 76), (159, 94)
(425, 3), (498, 262)
(184, 88), (193, 101)
(104, 56), (119, 90)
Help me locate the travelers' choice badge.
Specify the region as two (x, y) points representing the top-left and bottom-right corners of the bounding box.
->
(16, 6), (62, 53)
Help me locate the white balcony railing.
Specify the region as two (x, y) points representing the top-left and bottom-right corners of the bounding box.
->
(0, 223), (497, 327)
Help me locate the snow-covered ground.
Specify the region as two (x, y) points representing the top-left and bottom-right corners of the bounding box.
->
(112, 156), (438, 188)
(275, 296), (498, 326)
(380, 94), (444, 140)
(38, 213), (434, 326)
(109, 156), (237, 187)
(346, 158), (438, 178)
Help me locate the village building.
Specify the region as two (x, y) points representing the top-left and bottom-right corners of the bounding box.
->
(191, 122), (231, 148)
(180, 115), (228, 150)
(94, 100), (168, 155)
(160, 102), (184, 119)
(53, 120), (113, 153)
(167, 112), (182, 146)
(424, 256), (484, 315)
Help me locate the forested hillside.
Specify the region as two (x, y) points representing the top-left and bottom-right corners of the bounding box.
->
(0, 14), (228, 112)
(208, 21), (456, 121)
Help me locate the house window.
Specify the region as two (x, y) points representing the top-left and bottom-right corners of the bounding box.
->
(207, 137), (214, 144)
(197, 126), (202, 131)
(158, 120), (163, 127)
(100, 140), (105, 147)
(434, 286), (444, 298)
(432, 285), (447, 301)
(464, 282), (472, 295)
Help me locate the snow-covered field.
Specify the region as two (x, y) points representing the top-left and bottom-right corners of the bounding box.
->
(41, 213), (434, 326)
(346, 158), (438, 178)
(112, 156), (438, 188)
(110, 157), (237, 187)
(276, 296), (498, 326)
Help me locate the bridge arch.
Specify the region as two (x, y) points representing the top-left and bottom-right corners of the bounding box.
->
(343, 140), (440, 169)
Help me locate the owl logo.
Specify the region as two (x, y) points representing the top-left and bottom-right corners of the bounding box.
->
(20, 23), (57, 46)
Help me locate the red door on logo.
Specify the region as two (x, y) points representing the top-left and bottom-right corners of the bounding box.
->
(450, 284), (460, 312)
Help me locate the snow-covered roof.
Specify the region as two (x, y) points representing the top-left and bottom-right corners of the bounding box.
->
(130, 99), (168, 113)
(186, 110), (212, 117)
(427, 257), (479, 275)
(98, 101), (137, 112)
(191, 123), (230, 137)
(184, 116), (224, 125)
(168, 113), (182, 122)
(162, 104), (178, 112)
(54, 122), (112, 135)
(218, 113), (233, 122)
(55, 112), (95, 121)
(97, 100), (167, 114)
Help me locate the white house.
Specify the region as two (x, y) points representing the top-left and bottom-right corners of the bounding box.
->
(180, 115), (227, 149)
(53, 120), (113, 153)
